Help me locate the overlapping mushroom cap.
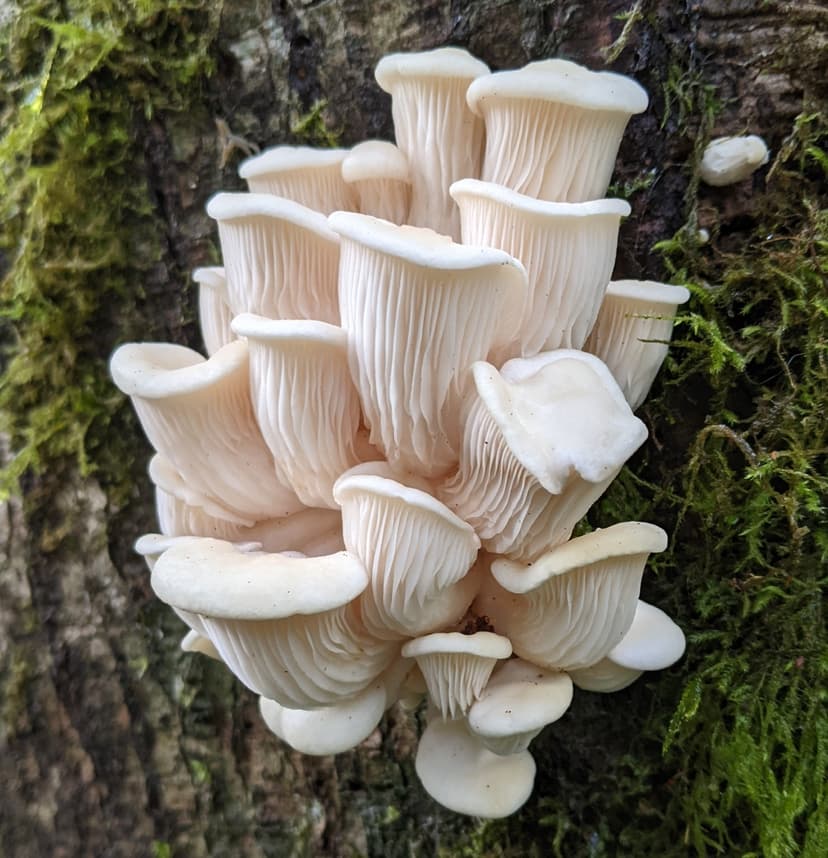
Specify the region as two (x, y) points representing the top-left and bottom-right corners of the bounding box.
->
(113, 47), (688, 821)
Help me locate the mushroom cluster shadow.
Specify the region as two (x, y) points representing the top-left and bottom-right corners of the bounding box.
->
(112, 48), (690, 819)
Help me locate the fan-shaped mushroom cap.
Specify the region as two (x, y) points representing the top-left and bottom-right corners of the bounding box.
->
(334, 461), (481, 639)
(258, 679), (387, 756)
(479, 522), (667, 671)
(451, 179), (629, 357)
(331, 211), (527, 477)
(441, 351), (647, 560)
(699, 135), (769, 186)
(151, 538), (396, 708)
(341, 141), (411, 224)
(238, 145), (355, 213)
(467, 659), (573, 755)
(401, 631), (512, 719)
(375, 48), (490, 238)
(415, 717), (536, 818)
(193, 266), (235, 357)
(584, 279), (691, 410)
(467, 59), (648, 202)
(110, 341), (302, 522)
(231, 315), (363, 508)
(569, 600), (686, 692)
(206, 192), (340, 323)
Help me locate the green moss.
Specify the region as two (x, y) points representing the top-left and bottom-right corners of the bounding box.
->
(0, 1), (221, 502)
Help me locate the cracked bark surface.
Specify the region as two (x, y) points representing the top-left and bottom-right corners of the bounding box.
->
(1, 1), (825, 856)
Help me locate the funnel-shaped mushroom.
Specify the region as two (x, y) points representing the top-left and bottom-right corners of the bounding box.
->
(341, 140), (411, 224)
(467, 659), (573, 755)
(477, 523), (667, 671)
(110, 341), (302, 522)
(238, 145), (355, 213)
(452, 179), (629, 357)
(193, 266), (235, 357)
(331, 212), (527, 477)
(569, 600), (686, 692)
(441, 352), (648, 560)
(206, 192), (340, 323)
(467, 59), (648, 202)
(415, 717), (536, 818)
(259, 680), (386, 756)
(401, 631), (512, 719)
(151, 538), (397, 708)
(375, 48), (490, 238)
(583, 279), (690, 410)
(334, 462), (481, 639)
(231, 315), (363, 508)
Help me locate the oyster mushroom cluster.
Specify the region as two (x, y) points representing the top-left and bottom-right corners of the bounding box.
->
(112, 48), (690, 819)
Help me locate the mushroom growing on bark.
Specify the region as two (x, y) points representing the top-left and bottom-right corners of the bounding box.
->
(114, 46), (688, 821)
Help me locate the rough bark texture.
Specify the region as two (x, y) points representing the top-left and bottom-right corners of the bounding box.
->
(1, 2), (826, 857)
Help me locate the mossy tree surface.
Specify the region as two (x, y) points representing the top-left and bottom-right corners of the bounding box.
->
(1, 1), (826, 856)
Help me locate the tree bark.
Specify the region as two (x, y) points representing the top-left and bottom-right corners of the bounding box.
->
(1, 1), (825, 856)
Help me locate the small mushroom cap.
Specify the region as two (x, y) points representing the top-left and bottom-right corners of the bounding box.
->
(608, 600), (686, 670)
(151, 537), (367, 620)
(110, 341), (249, 400)
(567, 657), (642, 693)
(699, 135), (769, 186)
(342, 141), (410, 183)
(238, 145), (349, 180)
(192, 266), (226, 290)
(467, 58), (648, 116)
(491, 522), (668, 595)
(258, 679), (387, 756)
(415, 717), (536, 818)
(468, 659), (573, 739)
(230, 314), (348, 350)
(604, 279), (690, 307)
(402, 631), (512, 661)
(375, 47), (490, 91)
(450, 178), (631, 220)
(472, 351), (647, 492)
(329, 211), (525, 278)
(206, 192), (338, 243)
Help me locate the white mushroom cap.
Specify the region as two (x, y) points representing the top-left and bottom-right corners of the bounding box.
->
(193, 266), (235, 357)
(467, 659), (573, 755)
(415, 717), (536, 818)
(584, 279), (691, 410)
(151, 538), (396, 707)
(180, 629), (223, 661)
(206, 192), (340, 324)
(608, 599), (686, 670)
(110, 340), (303, 522)
(401, 631), (512, 719)
(151, 538), (365, 620)
(479, 522), (668, 671)
(467, 59), (648, 202)
(441, 351), (647, 560)
(238, 145), (355, 213)
(467, 59), (648, 115)
(699, 135), (769, 186)
(258, 679), (387, 756)
(341, 141), (411, 224)
(451, 178), (629, 357)
(334, 461), (481, 639)
(569, 600), (686, 692)
(230, 315), (363, 508)
(375, 48), (490, 238)
(331, 211), (527, 477)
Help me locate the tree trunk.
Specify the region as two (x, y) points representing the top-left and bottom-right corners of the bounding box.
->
(1, 1), (825, 856)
